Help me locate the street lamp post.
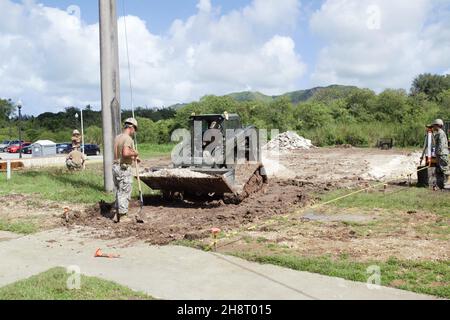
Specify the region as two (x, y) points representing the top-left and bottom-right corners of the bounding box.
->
(17, 101), (23, 159)
(75, 111), (85, 155)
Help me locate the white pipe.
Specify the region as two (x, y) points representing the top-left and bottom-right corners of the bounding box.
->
(6, 160), (11, 180)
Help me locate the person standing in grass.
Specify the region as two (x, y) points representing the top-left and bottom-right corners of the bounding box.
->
(112, 118), (140, 223)
(431, 119), (449, 190)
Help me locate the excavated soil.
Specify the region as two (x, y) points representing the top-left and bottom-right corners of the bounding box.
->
(67, 179), (320, 245)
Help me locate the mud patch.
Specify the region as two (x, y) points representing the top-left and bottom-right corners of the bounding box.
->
(68, 179), (313, 245)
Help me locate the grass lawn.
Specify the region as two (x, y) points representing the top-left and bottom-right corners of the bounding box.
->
(234, 252), (450, 299)
(0, 218), (38, 234)
(138, 143), (174, 159)
(0, 168), (115, 204)
(319, 186), (450, 217)
(0, 143), (170, 204)
(0, 167), (155, 204)
(0, 267), (153, 300)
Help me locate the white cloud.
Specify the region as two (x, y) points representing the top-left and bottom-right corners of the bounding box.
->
(0, 0), (305, 114)
(310, 0), (450, 91)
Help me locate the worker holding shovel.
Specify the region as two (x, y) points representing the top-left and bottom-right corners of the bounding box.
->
(112, 118), (143, 223)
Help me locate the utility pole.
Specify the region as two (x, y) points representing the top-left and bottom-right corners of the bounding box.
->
(99, 0), (121, 192)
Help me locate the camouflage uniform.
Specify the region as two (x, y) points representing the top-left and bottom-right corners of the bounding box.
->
(113, 163), (133, 215)
(113, 133), (135, 216)
(434, 128), (449, 189)
(66, 159), (83, 171)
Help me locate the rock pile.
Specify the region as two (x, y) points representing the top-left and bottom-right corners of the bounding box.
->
(265, 131), (315, 151)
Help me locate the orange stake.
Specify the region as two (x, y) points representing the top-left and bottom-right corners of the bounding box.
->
(94, 248), (120, 259)
(211, 228), (221, 251)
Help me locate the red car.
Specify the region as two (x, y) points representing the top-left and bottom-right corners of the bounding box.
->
(7, 143), (31, 153)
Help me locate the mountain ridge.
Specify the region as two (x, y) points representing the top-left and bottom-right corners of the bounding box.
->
(170, 84), (359, 109)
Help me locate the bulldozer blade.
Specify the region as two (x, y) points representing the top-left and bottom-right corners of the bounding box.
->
(140, 170), (236, 195)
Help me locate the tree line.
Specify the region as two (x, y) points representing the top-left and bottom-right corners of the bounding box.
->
(1, 73), (449, 147)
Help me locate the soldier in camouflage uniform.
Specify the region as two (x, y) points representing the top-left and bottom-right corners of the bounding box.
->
(113, 118), (140, 223)
(431, 119), (449, 190)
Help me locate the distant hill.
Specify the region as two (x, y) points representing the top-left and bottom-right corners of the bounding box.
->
(168, 85), (359, 109)
(226, 85), (359, 104)
(226, 91), (274, 103)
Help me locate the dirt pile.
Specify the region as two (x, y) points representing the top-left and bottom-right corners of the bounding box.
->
(265, 131), (315, 151)
(362, 152), (422, 181)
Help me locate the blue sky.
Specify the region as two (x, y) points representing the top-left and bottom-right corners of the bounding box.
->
(2, 0), (450, 115)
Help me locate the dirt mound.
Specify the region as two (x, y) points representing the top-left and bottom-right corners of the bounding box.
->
(67, 180), (314, 245)
(265, 131), (315, 151)
(362, 152), (422, 181)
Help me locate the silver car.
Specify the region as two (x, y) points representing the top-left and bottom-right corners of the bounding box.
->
(0, 140), (21, 152)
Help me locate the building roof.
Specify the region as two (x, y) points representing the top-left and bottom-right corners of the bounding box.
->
(33, 140), (56, 146)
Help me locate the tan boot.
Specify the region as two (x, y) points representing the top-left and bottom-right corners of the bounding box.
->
(119, 214), (133, 223)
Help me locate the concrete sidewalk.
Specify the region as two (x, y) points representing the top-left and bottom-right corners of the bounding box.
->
(0, 228), (436, 300)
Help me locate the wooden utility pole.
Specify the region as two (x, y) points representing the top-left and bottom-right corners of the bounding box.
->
(99, 0), (121, 192)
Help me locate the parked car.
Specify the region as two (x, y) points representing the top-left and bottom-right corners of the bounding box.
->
(0, 140), (11, 152)
(0, 140), (23, 152)
(83, 144), (101, 156)
(7, 142), (31, 153)
(22, 145), (32, 155)
(56, 143), (72, 154)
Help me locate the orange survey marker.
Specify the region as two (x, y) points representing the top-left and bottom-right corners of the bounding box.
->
(211, 228), (221, 251)
(94, 248), (120, 259)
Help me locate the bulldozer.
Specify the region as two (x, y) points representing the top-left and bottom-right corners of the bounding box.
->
(139, 113), (268, 203)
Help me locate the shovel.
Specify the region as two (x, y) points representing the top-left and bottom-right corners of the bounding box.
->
(134, 158), (145, 223)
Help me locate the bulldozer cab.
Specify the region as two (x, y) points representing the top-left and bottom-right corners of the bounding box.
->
(189, 114), (242, 133)
(186, 114), (242, 168)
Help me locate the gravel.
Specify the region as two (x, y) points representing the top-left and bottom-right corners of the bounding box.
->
(265, 131), (315, 151)
(141, 168), (212, 178)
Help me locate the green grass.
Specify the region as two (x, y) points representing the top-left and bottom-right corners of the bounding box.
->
(0, 267), (153, 300)
(138, 143), (174, 159)
(0, 168), (114, 204)
(0, 167), (156, 204)
(0, 218), (38, 234)
(234, 253), (450, 299)
(319, 186), (450, 217)
(0, 144), (170, 204)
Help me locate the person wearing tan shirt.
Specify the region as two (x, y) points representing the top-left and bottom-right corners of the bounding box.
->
(66, 148), (86, 171)
(112, 118), (140, 223)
